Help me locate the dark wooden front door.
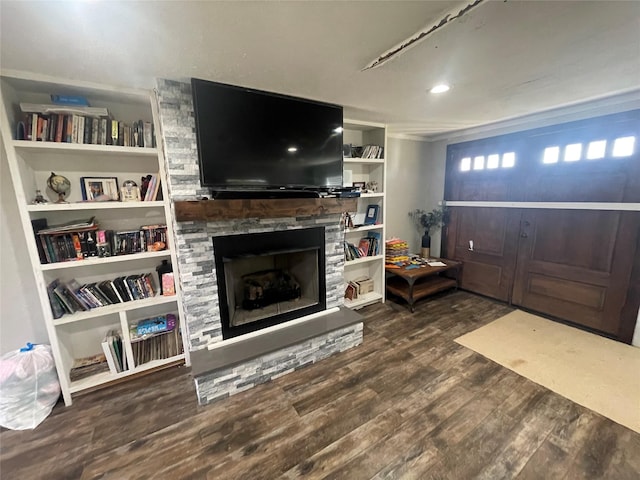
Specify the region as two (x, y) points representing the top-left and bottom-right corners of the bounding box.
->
(512, 209), (639, 336)
(443, 110), (640, 342)
(445, 207), (520, 302)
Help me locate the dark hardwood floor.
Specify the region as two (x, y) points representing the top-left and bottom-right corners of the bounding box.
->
(1, 291), (638, 479)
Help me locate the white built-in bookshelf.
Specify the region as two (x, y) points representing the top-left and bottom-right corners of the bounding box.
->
(0, 71), (190, 406)
(342, 119), (387, 309)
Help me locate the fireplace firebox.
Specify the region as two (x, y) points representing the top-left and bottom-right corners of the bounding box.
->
(213, 227), (327, 339)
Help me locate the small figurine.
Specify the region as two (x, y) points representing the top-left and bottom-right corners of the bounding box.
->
(121, 180), (141, 202)
(366, 181), (378, 193)
(32, 189), (48, 204)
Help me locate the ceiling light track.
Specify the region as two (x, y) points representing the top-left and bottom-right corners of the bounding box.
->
(362, 0), (488, 71)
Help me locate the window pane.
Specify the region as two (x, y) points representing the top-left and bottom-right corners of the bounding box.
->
(473, 156), (485, 170)
(564, 143), (582, 162)
(460, 157), (471, 171)
(487, 154), (500, 169)
(543, 146), (559, 164)
(502, 152), (515, 168)
(586, 140), (607, 159)
(612, 136), (635, 157)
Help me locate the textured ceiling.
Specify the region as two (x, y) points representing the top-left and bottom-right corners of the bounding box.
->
(1, 1), (639, 136)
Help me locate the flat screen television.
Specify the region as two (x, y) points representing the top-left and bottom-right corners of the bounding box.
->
(191, 78), (343, 194)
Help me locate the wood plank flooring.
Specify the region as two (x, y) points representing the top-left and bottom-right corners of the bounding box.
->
(1, 291), (638, 479)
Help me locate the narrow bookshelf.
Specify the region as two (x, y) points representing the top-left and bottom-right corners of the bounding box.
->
(342, 119), (387, 309)
(0, 71), (190, 406)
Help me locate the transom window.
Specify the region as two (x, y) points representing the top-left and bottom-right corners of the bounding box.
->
(612, 136), (635, 157)
(542, 135), (636, 165)
(459, 152), (516, 172)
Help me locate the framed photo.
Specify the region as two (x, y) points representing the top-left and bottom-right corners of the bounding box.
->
(353, 181), (366, 192)
(81, 177), (119, 201)
(364, 204), (379, 225)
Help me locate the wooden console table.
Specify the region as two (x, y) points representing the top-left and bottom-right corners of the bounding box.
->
(385, 259), (461, 312)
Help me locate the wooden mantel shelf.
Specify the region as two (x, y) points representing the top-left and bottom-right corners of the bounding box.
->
(174, 197), (358, 221)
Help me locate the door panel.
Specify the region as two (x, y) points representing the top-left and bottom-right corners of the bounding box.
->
(445, 207), (520, 302)
(512, 210), (639, 335)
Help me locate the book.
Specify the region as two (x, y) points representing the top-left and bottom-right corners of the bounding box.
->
(50, 95), (90, 106)
(101, 335), (119, 374)
(53, 284), (81, 314)
(364, 204), (379, 225)
(38, 217), (97, 235)
(162, 273), (175, 296)
(66, 279), (91, 310)
(69, 353), (109, 382)
(46, 279), (65, 319)
(20, 102), (108, 117)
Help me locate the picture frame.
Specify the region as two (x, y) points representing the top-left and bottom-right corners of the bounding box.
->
(81, 177), (119, 201)
(364, 204), (379, 225)
(353, 181), (366, 192)
(343, 143), (352, 158)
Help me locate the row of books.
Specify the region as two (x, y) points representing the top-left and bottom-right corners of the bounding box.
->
(46, 272), (161, 318)
(360, 145), (384, 159)
(131, 324), (182, 366)
(35, 217), (168, 264)
(68, 317), (181, 380)
(17, 104), (154, 148)
(345, 276), (374, 301)
(102, 330), (127, 373)
(344, 234), (381, 261)
(141, 174), (162, 201)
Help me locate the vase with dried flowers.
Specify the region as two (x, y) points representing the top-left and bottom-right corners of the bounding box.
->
(409, 204), (448, 258)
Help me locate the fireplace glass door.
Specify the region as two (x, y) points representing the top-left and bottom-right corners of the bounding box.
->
(213, 227), (326, 339)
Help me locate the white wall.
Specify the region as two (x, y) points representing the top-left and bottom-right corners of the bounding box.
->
(386, 136), (433, 254)
(0, 144), (48, 355)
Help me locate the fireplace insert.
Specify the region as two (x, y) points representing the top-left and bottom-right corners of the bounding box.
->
(213, 227), (327, 339)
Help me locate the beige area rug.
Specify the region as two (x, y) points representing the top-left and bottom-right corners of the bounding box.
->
(455, 310), (640, 433)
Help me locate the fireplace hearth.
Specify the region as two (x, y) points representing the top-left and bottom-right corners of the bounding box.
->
(213, 227), (327, 339)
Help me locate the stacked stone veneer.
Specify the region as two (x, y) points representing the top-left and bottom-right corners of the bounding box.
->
(155, 79), (363, 405)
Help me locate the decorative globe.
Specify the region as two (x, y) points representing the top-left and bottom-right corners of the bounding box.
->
(47, 172), (71, 203)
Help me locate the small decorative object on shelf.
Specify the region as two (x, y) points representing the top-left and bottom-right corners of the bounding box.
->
(366, 180), (378, 193)
(32, 189), (48, 204)
(409, 204), (448, 259)
(47, 172), (70, 203)
(156, 260), (173, 295)
(120, 179), (141, 202)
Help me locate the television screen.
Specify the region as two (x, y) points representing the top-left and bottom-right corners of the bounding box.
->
(191, 78), (343, 191)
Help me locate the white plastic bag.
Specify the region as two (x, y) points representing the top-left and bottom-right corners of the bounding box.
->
(0, 343), (61, 430)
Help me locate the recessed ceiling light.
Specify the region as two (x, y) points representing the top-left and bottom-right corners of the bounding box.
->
(430, 84), (450, 94)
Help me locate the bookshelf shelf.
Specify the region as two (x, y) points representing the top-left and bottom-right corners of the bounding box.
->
(39, 250), (171, 271)
(1, 71), (189, 406)
(27, 201), (165, 212)
(53, 295), (178, 326)
(344, 291), (383, 309)
(68, 354), (185, 393)
(343, 158), (385, 164)
(345, 224), (384, 234)
(343, 119), (387, 309)
(12, 140), (159, 157)
(344, 254), (384, 267)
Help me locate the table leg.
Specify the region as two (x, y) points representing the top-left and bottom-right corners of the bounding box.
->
(407, 278), (416, 312)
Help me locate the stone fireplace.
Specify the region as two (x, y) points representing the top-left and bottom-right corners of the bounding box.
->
(156, 79), (363, 405)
